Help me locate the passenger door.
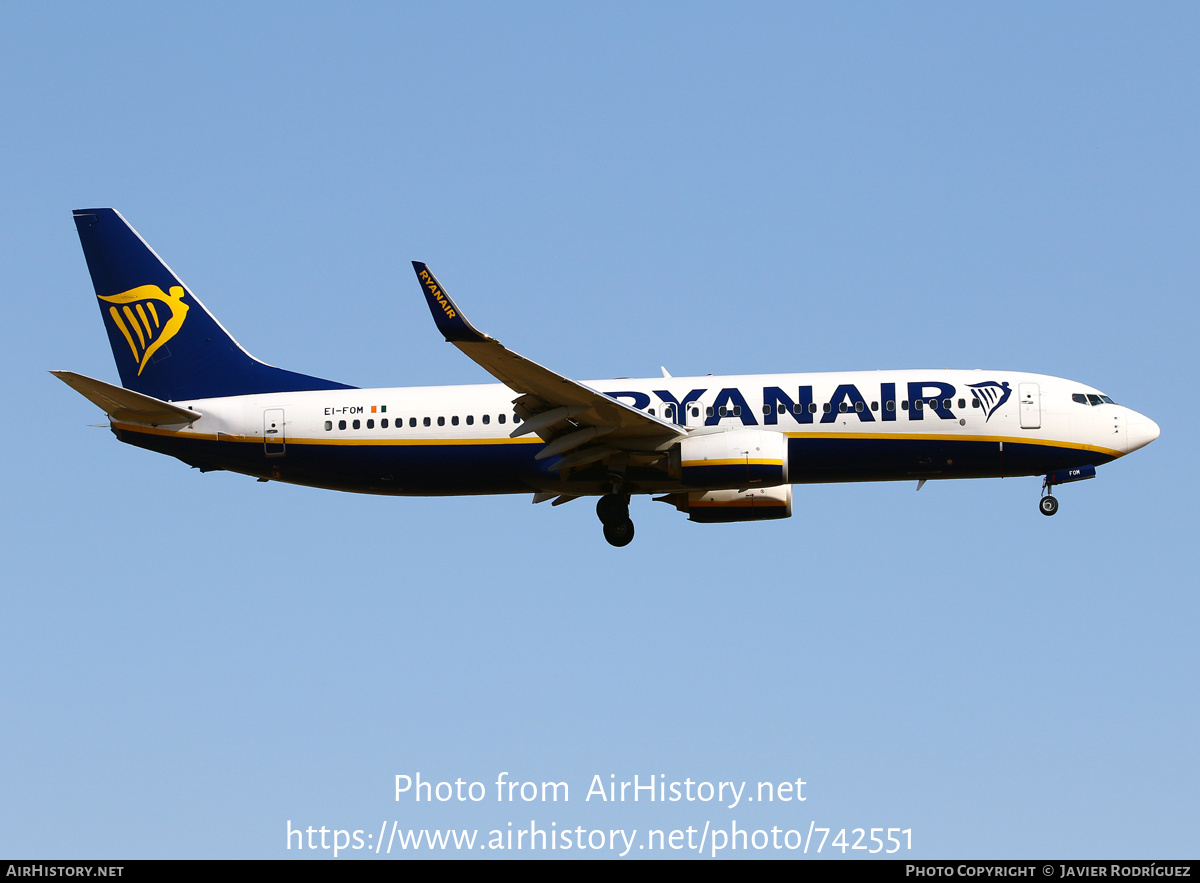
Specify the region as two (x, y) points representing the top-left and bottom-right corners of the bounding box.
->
(1019, 383), (1041, 429)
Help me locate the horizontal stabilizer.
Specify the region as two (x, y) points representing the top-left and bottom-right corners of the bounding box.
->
(51, 371), (200, 426)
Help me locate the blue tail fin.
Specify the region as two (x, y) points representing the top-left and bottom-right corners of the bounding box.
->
(73, 209), (355, 401)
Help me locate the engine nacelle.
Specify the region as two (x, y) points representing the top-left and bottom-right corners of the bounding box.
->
(671, 429), (788, 489)
(657, 485), (793, 523)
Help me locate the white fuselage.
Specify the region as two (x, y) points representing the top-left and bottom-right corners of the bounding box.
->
(113, 368), (1158, 497)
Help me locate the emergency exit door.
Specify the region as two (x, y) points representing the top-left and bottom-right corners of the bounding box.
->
(264, 408), (286, 456)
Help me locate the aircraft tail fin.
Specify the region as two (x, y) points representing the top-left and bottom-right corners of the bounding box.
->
(72, 209), (355, 401)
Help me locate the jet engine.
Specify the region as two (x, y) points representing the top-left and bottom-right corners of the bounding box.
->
(656, 485), (793, 523)
(669, 429), (788, 489)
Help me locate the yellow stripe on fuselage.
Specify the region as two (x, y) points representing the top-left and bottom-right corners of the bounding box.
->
(110, 422), (544, 445)
(281, 436), (545, 447)
(690, 500), (788, 508)
(681, 458), (783, 468)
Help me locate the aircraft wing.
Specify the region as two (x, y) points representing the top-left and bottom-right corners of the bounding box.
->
(412, 262), (685, 459)
(52, 371), (201, 426)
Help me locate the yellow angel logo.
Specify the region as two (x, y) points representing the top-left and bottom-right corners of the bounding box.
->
(98, 285), (190, 375)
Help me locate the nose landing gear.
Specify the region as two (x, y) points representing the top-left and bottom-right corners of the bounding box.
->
(1038, 493), (1059, 516)
(1039, 464), (1097, 516)
(596, 492), (634, 547)
(1039, 473), (1060, 516)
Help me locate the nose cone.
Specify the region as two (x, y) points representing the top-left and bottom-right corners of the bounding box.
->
(1126, 410), (1160, 454)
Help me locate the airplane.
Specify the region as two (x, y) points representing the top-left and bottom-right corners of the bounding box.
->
(56, 208), (1160, 546)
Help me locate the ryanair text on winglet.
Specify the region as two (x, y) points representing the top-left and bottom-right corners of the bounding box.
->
(419, 270), (456, 320)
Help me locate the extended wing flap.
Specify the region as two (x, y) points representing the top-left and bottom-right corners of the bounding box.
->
(52, 371), (200, 426)
(455, 340), (662, 432)
(412, 262), (684, 446)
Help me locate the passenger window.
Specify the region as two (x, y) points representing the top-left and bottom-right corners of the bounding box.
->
(437, 416), (445, 426)
(942, 399), (950, 410)
(665, 405), (674, 419)
(733, 406), (742, 416)
(381, 418), (388, 429)
(823, 403), (831, 413)
(499, 414), (506, 424)
(855, 401), (864, 412)
(793, 404), (802, 414)
(324, 421), (332, 431)
(886, 401), (895, 411)
(719, 406), (727, 417)
(338, 420), (346, 430)
(423, 417), (431, 427)
(451, 416), (459, 426)
(352, 419), (360, 429)
(762, 404), (771, 415)
(367, 419), (374, 429)
(482, 414), (490, 425)
(871, 401), (878, 411)
(466, 415), (474, 425)
(957, 399), (965, 409)
(915, 400), (923, 410)
(692, 408), (700, 418)
(839, 402), (848, 413)
(409, 417), (416, 427)
(707, 407), (714, 417)
(972, 398), (981, 408)
(648, 408), (655, 416)
(902, 400), (909, 410)
(514, 415), (521, 423)
(809, 403), (818, 414)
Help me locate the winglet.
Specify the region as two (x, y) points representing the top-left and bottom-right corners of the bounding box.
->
(411, 262), (487, 343)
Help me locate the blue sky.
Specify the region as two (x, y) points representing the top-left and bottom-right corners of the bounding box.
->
(1, 2), (1196, 859)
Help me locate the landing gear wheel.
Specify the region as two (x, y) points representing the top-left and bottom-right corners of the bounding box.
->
(1039, 495), (1059, 517)
(603, 518), (635, 547)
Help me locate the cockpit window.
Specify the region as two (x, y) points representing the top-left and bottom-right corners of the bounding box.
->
(1087, 394), (1102, 406)
(1100, 395), (1116, 404)
(1072, 394), (1088, 404)
(1074, 392), (1119, 406)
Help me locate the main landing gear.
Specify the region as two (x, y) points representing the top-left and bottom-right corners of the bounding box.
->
(597, 492), (635, 547)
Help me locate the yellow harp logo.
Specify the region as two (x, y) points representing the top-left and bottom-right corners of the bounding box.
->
(98, 285), (190, 376)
